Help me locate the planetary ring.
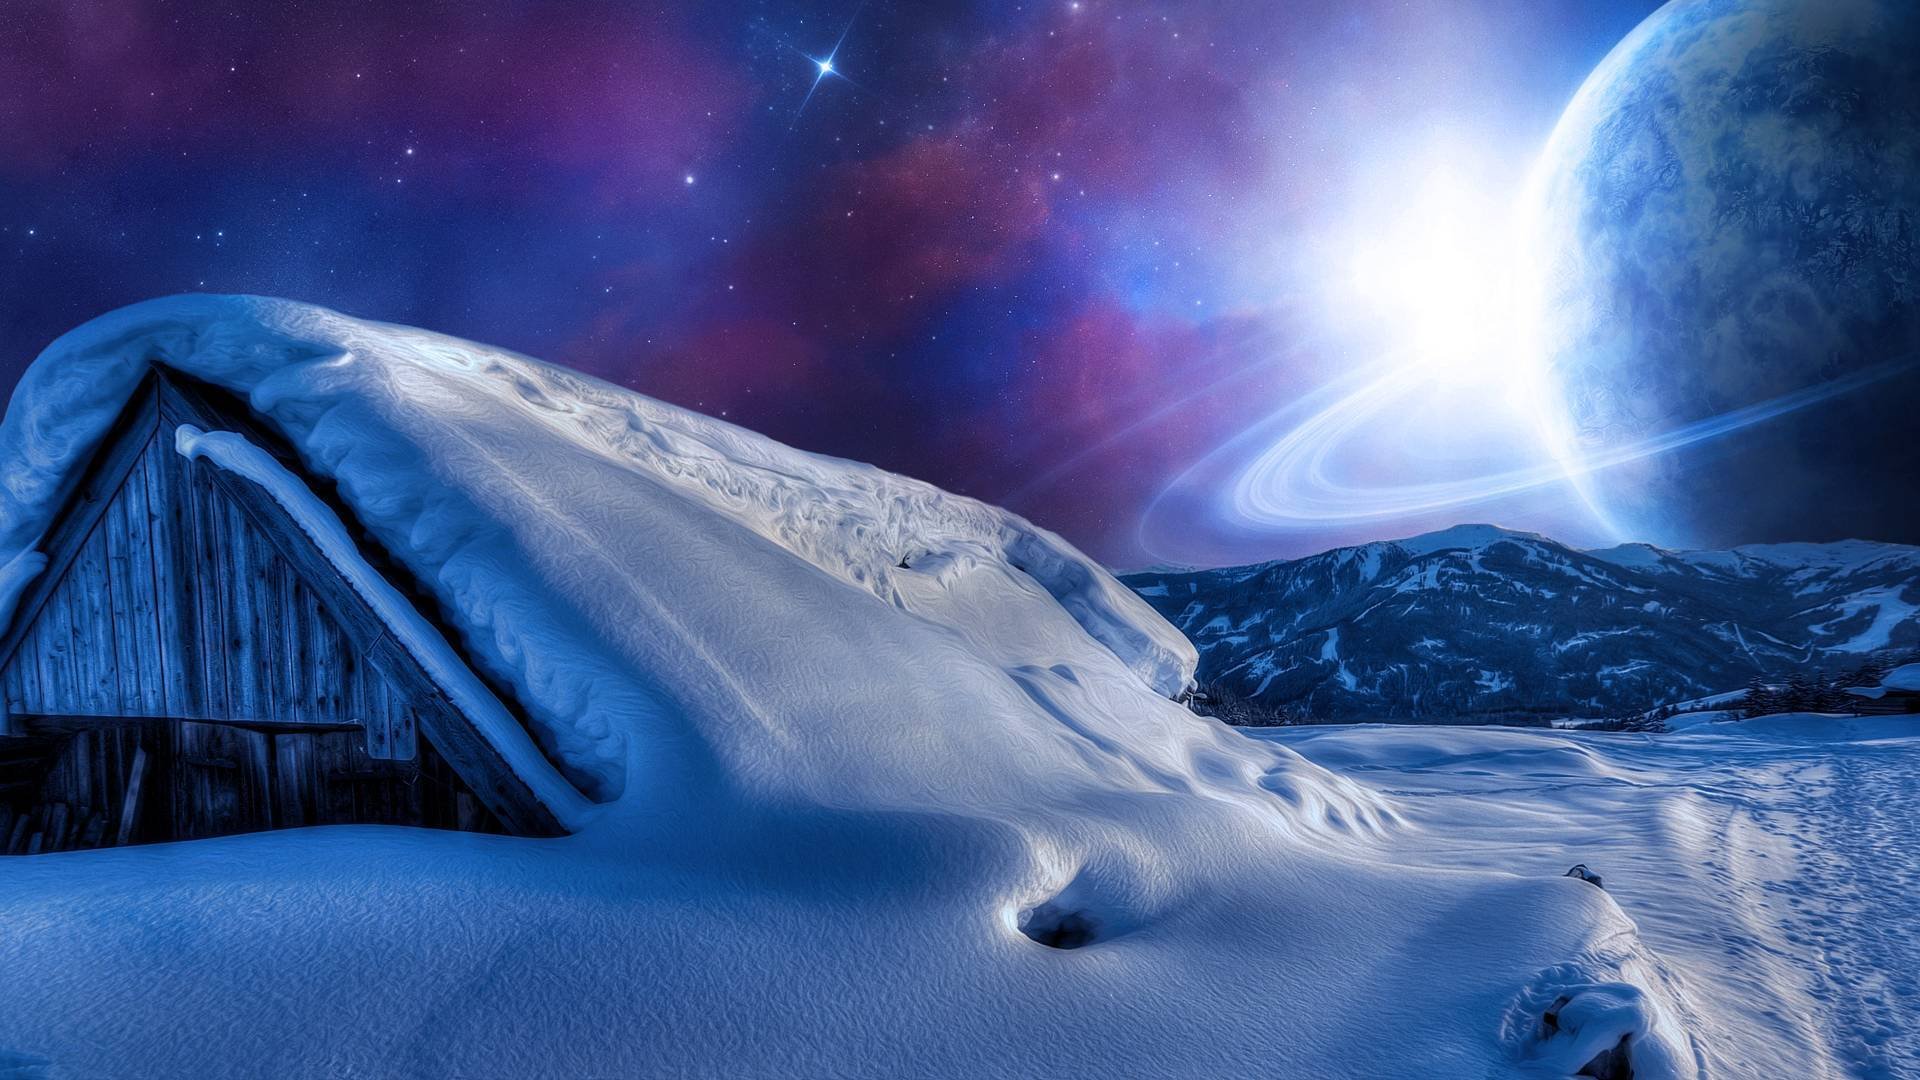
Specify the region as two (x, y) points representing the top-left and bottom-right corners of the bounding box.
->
(1217, 357), (1912, 529)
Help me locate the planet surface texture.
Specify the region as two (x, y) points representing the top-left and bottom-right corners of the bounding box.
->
(1533, 0), (1920, 546)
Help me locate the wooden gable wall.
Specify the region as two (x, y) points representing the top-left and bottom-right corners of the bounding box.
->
(0, 368), (565, 842)
(0, 382), (420, 755)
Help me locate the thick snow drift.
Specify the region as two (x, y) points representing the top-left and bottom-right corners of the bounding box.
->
(0, 297), (1689, 1077)
(1263, 716), (1920, 1076)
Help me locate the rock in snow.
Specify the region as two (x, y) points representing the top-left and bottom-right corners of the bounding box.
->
(0, 297), (1691, 1078)
(1565, 864), (1605, 890)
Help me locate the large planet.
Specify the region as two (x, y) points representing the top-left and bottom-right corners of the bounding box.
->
(1528, 0), (1920, 547)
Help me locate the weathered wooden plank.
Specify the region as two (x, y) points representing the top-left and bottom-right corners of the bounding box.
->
(365, 634), (564, 836)
(185, 461), (231, 719)
(308, 590), (344, 720)
(238, 728), (272, 832)
(364, 666), (393, 760)
(272, 734), (314, 828)
(68, 525), (120, 713)
(14, 713), (360, 737)
(220, 494), (266, 722)
(103, 495), (145, 712)
(25, 585), (58, 711)
(21, 622), (51, 714)
(94, 732), (114, 820)
(339, 644), (364, 731)
(99, 725), (125, 815)
(13, 621), (45, 714)
(41, 803), (67, 854)
(68, 731), (93, 813)
(1, 655), (24, 717)
(57, 574), (95, 716)
(144, 436), (202, 718)
(115, 458), (168, 714)
(315, 732), (358, 824)
(38, 575), (77, 713)
(251, 530), (284, 723)
(274, 561), (307, 725)
(59, 567), (102, 714)
(390, 701), (418, 763)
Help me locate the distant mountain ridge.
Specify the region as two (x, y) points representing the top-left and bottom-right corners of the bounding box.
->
(1121, 525), (1920, 721)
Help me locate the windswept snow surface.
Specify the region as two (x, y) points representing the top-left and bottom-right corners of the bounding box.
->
(0, 298), (1688, 1077)
(1260, 717), (1920, 1078)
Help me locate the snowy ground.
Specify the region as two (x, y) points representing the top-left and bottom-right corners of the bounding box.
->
(0, 297), (1837, 1077)
(1255, 715), (1920, 1079)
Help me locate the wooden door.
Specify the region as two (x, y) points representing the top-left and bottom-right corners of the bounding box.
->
(170, 721), (273, 840)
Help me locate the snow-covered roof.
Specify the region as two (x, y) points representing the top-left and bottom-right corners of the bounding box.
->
(1883, 664), (1920, 693)
(0, 296), (1198, 812)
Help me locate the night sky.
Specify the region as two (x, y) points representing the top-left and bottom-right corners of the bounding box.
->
(1, 0), (1664, 567)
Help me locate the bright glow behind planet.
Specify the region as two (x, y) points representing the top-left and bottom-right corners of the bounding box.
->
(1200, 137), (1584, 534)
(1339, 153), (1533, 389)
(1159, 123), (1908, 555)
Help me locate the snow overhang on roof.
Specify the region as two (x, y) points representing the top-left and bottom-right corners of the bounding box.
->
(0, 296), (1199, 820)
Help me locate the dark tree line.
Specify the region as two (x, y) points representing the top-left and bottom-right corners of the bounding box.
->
(1185, 683), (1316, 727)
(1737, 653), (1914, 718)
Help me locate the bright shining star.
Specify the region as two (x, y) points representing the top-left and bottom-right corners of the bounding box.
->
(791, 9), (861, 127)
(1337, 152), (1532, 391)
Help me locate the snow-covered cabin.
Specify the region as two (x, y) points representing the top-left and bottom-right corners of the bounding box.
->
(1845, 663), (1920, 715)
(0, 365), (567, 852)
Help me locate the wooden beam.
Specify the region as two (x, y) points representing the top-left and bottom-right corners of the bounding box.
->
(14, 712), (363, 737)
(365, 634), (566, 837)
(116, 743), (148, 845)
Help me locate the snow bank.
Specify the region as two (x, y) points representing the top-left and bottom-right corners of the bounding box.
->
(0, 297), (1693, 1077)
(1700, 712), (1920, 742)
(1884, 663), (1920, 692)
(1262, 719), (1920, 1075)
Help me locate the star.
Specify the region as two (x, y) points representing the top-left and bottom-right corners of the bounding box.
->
(792, 6), (863, 127)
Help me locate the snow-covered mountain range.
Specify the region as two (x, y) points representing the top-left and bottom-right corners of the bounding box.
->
(1123, 524), (1920, 722)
